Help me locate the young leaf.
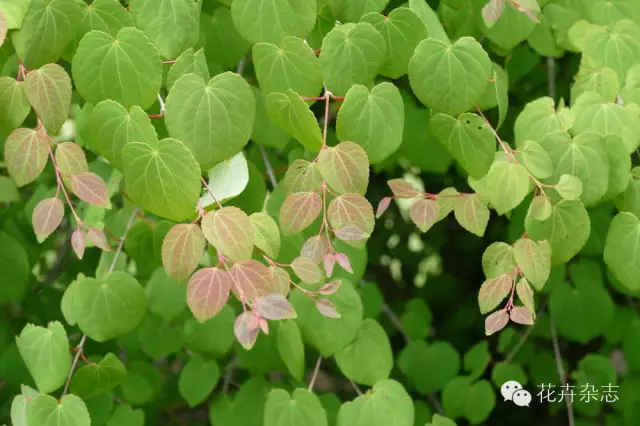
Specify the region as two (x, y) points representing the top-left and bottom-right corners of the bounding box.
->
(4, 128), (49, 187)
(528, 195), (552, 221)
(323, 253), (336, 278)
(516, 278), (535, 314)
(229, 260), (275, 300)
(318, 142), (370, 195)
(301, 236), (330, 264)
(485, 310), (509, 336)
(234, 311), (260, 350)
(510, 306), (534, 325)
(250, 213), (281, 260)
(478, 274), (513, 314)
(388, 179), (419, 197)
(70, 353), (126, 399)
(316, 298), (341, 318)
(334, 225), (369, 242)
(485, 161), (530, 215)
(264, 389), (327, 426)
(0, 12), (6, 45)
(187, 267), (232, 322)
(71, 228), (86, 259)
(482, 0), (506, 28)
(410, 199), (440, 233)
(32, 197), (64, 243)
(200, 152), (250, 207)
(24, 63), (72, 134)
(291, 256), (324, 284)
(202, 206), (254, 261)
(269, 266), (291, 297)
(376, 197), (393, 218)
(335, 252), (353, 273)
(513, 238), (551, 290)
(162, 224), (206, 281)
(265, 90), (323, 152)
(454, 194), (490, 237)
(88, 227), (110, 251)
(56, 142), (88, 177)
(26, 394), (90, 426)
(481, 242), (516, 278)
(555, 174), (583, 201)
(279, 192), (322, 236)
(253, 294), (297, 320)
(71, 172), (110, 208)
(328, 194), (374, 237)
(283, 159), (323, 194)
(318, 280), (341, 296)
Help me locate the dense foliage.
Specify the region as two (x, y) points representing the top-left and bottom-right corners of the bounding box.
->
(2, 0), (640, 425)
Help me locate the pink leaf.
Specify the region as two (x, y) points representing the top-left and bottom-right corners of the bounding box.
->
(253, 294), (297, 320)
(376, 197), (392, 218)
(187, 267), (232, 322)
(335, 252), (352, 273)
(32, 197), (64, 243)
(482, 0), (506, 28)
(259, 318), (269, 335)
(334, 225), (368, 241)
(71, 172), (110, 208)
(229, 260), (275, 300)
(510, 306), (534, 325)
(485, 310), (509, 336)
(316, 299), (341, 318)
(234, 311), (260, 350)
(71, 228), (86, 259)
(301, 236), (329, 264)
(323, 253), (335, 278)
(88, 227), (110, 251)
(388, 179), (419, 197)
(317, 280), (341, 296)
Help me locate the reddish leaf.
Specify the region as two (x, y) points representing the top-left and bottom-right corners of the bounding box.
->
(202, 206), (254, 261)
(71, 172), (110, 208)
(478, 273), (512, 314)
(279, 192), (322, 236)
(234, 311), (260, 350)
(229, 260), (274, 300)
(4, 128), (49, 187)
(334, 225), (368, 241)
(510, 306), (534, 325)
(317, 141), (369, 195)
(301, 236), (329, 264)
(253, 294), (297, 320)
(88, 227), (110, 251)
(485, 310), (509, 336)
(162, 223), (205, 281)
(32, 197), (64, 243)
(388, 179), (419, 197)
(323, 253), (335, 278)
(268, 266), (291, 296)
(327, 194), (374, 237)
(316, 299), (341, 318)
(410, 199), (440, 233)
(376, 197), (392, 218)
(0, 12), (6, 47)
(317, 280), (341, 295)
(291, 256), (324, 284)
(55, 142), (88, 176)
(259, 317), (269, 335)
(283, 159), (322, 194)
(187, 267), (232, 322)
(71, 228), (86, 259)
(482, 0), (506, 28)
(335, 252), (352, 273)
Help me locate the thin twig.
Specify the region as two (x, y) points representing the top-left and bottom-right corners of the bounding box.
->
(260, 146), (278, 188)
(504, 302), (547, 363)
(547, 58), (556, 101)
(62, 334), (86, 395)
(381, 304), (410, 344)
(221, 356), (237, 393)
(348, 378), (363, 396)
(201, 177), (223, 208)
(550, 318), (575, 426)
(308, 356), (322, 391)
(427, 394), (444, 414)
(236, 57), (246, 76)
(109, 207), (139, 275)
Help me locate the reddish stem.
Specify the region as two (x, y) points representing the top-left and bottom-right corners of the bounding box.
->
(147, 113), (164, 119)
(201, 177), (223, 208)
(162, 60), (176, 65)
(44, 132), (83, 226)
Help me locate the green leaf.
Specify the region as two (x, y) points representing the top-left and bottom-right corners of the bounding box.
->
(513, 97), (573, 147)
(284, 159), (322, 194)
(0, 0), (31, 29)
(319, 22), (386, 96)
(165, 72), (255, 170)
(0, 77), (30, 139)
(409, 199), (440, 233)
(480, 1), (536, 51)
(328, 0), (388, 22)
(70, 353), (126, 399)
(27, 394), (90, 426)
(277, 320), (305, 381)
(251, 88), (291, 150)
(253, 36), (322, 97)
(336, 380), (414, 426)
(485, 161), (530, 215)
(202, 206), (254, 261)
(11, 0), (82, 69)
(161, 224), (205, 282)
(516, 277), (535, 314)
(166, 47), (209, 91)
(336, 82), (404, 164)
(482, 242), (516, 278)
(604, 212), (640, 292)
(231, 0), (316, 44)
(555, 174), (583, 201)
(408, 0), (449, 43)
(291, 279), (363, 356)
(266, 90), (323, 152)
(200, 6), (251, 70)
(24, 64), (71, 134)
(183, 305), (235, 357)
(409, 37), (491, 116)
(442, 377), (495, 424)
(56, 142), (88, 177)
(603, 134), (631, 200)
(130, 0), (201, 60)
(4, 128), (49, 187)
(513, 238), (551, 290)
(491, 362), (527, 388)
(521, 140), (553, 179)
(582, 20), (640, 80)
(264, 388), (328, 426)
(398, 340), (460, 394)
(122, 138), (201, 222)
(106, 405), (144, 426)
(200, 152), (250, 207)
(318, 142), (370, 195)
(360, 8), (428, 79)
(429, 113), (496, 179)
(0, 176), (19, 203)
(478, 273), (512, 314)
(251, 212), (281, 259)
(525, 200), (590, 265)
(454, 194), (490, 237)
(427, 414), (457, 426)
(72, 27), (162, 110)
(145, 268), (188, 321)
(178, 355), (220, 407)
(527, 195), (552, 222)
(72, 272), (147, 342)
(335, 319), (392, 386)
(463, 341), (491, 380)
(88, 100), (157, 170)
(16, 322), (71, 394)
(571, 67), (619, 103)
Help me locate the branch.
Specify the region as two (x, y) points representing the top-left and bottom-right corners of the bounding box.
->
(62, 334), (86, 395)
(348, 378), (363, 396)
(259, 146), (278, 188)
(550, 317), (575, 426)
(381, 303), (410, 344)
(547, 58), (556, 101)
(221, 356), (237, 393)
(308, 356), (322, 391)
